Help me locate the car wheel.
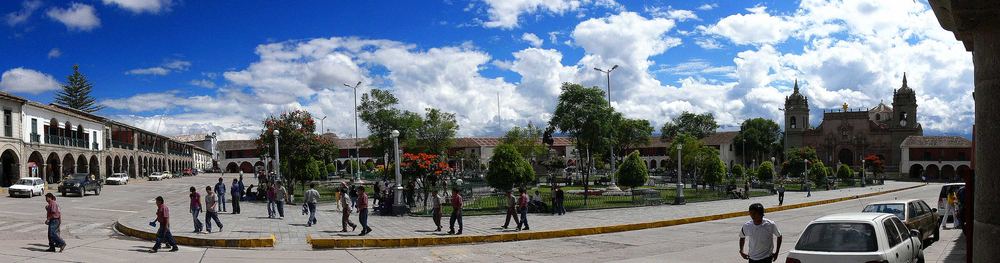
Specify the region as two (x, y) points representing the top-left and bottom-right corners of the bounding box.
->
(932, 227), (940, 242)
(95, 187), (101, 195)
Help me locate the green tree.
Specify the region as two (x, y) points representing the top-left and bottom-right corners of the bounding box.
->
(302, 158), (322, 182)
(411, 108), (459, 155)
(616, 150), (649, 190)
(55, 65), (104, 112)
(319, 161), (329, 178)
(659, 111), (718, 140)
(357, 89), (422, 159)
(612, 114), (654, 158)
(783, 147), (820, 178)
(547, 83), (614, 204)
(757, 161), (775, 183)
(733, 118), (782, 167)
(485, 144), (535, 191)
(327, 163), (337, 174)
(501, 123), (548, 161)
(257, 110), (337, 198)
(809, 162), (828, 187)
(837, 164), (854, 184)
(732, 164), (746, 183)
(703, 157), (726, 188)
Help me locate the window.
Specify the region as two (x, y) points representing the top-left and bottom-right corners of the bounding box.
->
(3, 109), (11, 137)
(907, 203), (919, 220)
(863, 204), (905, 219)
(923, 151), (932, 161)
(875, 114), (881, 121)
(892, 217), (911, 240)
(883, 218), (902, 247)
(790, 116), (797, 129)
(795, 223), (877, 252)
(31, 118), (36, 134)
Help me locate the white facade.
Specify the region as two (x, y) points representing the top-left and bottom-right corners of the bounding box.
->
(21, 103), (104, 150)
(193, 147), (212, 171)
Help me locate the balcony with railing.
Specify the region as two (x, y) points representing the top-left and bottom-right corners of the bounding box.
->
(30, 133), (40, 143)
(111, 140), (134, 150)
(44, 134), (91, 149)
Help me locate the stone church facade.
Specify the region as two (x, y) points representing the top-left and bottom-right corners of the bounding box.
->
(783, 75), (922, 173)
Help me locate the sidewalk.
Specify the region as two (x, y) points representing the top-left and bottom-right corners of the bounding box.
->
(116, 181), (920, 249)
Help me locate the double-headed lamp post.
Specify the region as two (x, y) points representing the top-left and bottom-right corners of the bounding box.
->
(273, 129), (281, 182)
(391, 130), (406, 215)
(344, 81), (362, 182)
(673, 144), (685, 205)
(594, 65), (620, 191)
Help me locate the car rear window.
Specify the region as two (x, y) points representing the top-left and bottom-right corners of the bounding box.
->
(863, 204), (905, 219)
(795, 223), (878, 252)
(939, 185), (962, 198)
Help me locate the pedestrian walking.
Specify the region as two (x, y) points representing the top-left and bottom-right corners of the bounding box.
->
(266, 183), (276, 218)
(340, 187), (357, 232)
(739, 203), (782, 263)
(448, 187), (463, 235)
(501, 190), (519, 229)
(205, 186), (223, 233)
(357, 186), (372, 236)
(189, 187), (203, 233)
(805, 182), (811, 197)
(215, 178), (227, 213)
(350, 183), (359, 210)
(777, 184), (785, 206)
(151, 196), (178, 253)
(941, 190), (958, 229)
(554, 186), (566, 215)
(231, 179), (242, 214)
(744, 181), (751, 199)
(431, 189), (442, 231)
(305, 183), (320, 227)
(275, 181), (287, 219)
(516, 188), (530, 231)
(44, 193), (65, 252)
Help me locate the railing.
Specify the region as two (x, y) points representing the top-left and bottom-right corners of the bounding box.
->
(43, 135), (89, 149)
(112, 141), (134, 150)
(30, 133), (40, 143)
(92, 142), (100, 150)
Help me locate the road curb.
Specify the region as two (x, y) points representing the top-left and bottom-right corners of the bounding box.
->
(309, 183), (925, 249)
(114, 220), (275, 248)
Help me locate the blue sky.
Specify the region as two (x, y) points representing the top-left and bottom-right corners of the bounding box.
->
(0, 0), (974, 139)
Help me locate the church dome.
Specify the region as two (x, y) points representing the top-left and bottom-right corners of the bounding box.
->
(784, 79), (808, 109)
(896, 73), (915, 95)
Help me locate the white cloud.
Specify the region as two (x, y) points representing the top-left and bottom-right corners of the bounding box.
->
(47, 48), (61, 59)
(189, 79), (215, 88)
(5, 0), (41, 26)
(646, 6), (698, 21)
(479, 0), (619, 29)
(695, 38), (723, 49)
(126, 59), (191, 76)
(46, 3), (100, 31)
(702, 5), (797, 45)
(656, 59), (734, 76)
(102, 0), (173, 14)
(521, 32), (543, 47)
(0, 67), (62, 94)
(697, 3), (718, 11)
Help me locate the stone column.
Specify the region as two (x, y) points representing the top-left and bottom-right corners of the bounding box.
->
(929, 1), (1000, 262)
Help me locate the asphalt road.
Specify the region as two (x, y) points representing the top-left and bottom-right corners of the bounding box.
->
(0, 179), (962, 263)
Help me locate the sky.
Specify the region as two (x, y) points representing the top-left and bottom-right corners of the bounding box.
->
(0, 0), (974, 140)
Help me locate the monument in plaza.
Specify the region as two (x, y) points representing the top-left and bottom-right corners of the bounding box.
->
(782, 76), (923, 172)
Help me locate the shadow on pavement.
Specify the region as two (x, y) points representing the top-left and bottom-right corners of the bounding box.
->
(943, 233), (967, 263)
(22, 243), (50, 252)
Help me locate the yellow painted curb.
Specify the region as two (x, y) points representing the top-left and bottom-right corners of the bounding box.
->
(310, 183), (925, 249)
(114, 221), (275, 248)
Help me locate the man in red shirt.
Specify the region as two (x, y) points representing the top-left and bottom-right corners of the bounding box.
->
(45, 193), (65, 252)
(517, 188), (530, 231)
(152, 196), (178, 252)
(449, 187), (464, 235)
(356, 186), (372, 236)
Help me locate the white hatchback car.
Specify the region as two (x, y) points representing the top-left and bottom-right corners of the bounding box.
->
(148, 172), (164, 181)
(106, 173), (129, 185)
(786, 213), (924, 263)
(161, 171), (173, 179)
(9, 177), (45, 198)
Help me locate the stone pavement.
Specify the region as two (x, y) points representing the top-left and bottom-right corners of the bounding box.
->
(116, 181), (920, 249)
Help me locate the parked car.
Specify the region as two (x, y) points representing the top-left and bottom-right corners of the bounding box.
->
(148, 172), (164, 181)
(937, 183), (964, 223)
(106, 173), (129, 185)
(786, 213), (923, 263)
(863, 199), (940, 244)
(182, 168), (193, 177)
(9, 177), (45, 197)
(58, 173), (102, 197)
(162, 171), (173, 179)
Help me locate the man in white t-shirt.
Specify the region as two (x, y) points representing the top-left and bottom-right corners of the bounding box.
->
(739, 203), (782, 263)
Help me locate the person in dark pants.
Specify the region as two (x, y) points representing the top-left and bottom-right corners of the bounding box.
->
(777, 184), (785, 206)
(431, 189), (443, 232)
(501, 190), (519, 228)
(215, 178), (227, 213)
(275, 181), (287, 219)
(45, 193), (66, 252)
(205, 186), (223, 233)
(189, 187), (203, 233)
(553, 186), (566, 215)
(151, 196), (178, 253)
(357, 186), (372, 236)
(516, 188), (529, 231)
(340, 187), (356, 232)
(230, 178), (242, 214)
(449, 187), (463, 235)
(739, 203), (781, 263)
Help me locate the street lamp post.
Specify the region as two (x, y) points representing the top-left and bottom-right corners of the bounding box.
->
(770, 156), (776, 192)
(320, 116), (327, 134)
(594, 65), (620, 191)
(673, 144), (685, 205)
(273, 129), (281, 182)
(391, 130), (407, 215)
(861, 157), (866, 187)
(344, 81), (362, 182)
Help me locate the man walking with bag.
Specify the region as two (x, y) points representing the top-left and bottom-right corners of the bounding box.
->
(305, 183), (320, 227)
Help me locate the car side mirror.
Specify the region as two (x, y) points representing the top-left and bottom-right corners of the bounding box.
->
(932, 208), (938, 213)
(910, 229), (920, 238)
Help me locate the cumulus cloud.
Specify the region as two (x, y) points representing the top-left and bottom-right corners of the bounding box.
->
(698, 3), (718, 11)
(701, 5), (797, 45)
(695, 38), (723, 49)
(5, 0), (41, 26)
(0, 67), (62, 94)
(479, 0), (619, 29)
(656, 59), (734, 76)
(46, 3), (100, 31)
(126, 59), (191, 76)
(102, 0), (173, 14)
(189, 79), (215, 88)
(47, 48), (61, 59)
(521, 32), (544, 47)
(646, 6), (698, 21)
